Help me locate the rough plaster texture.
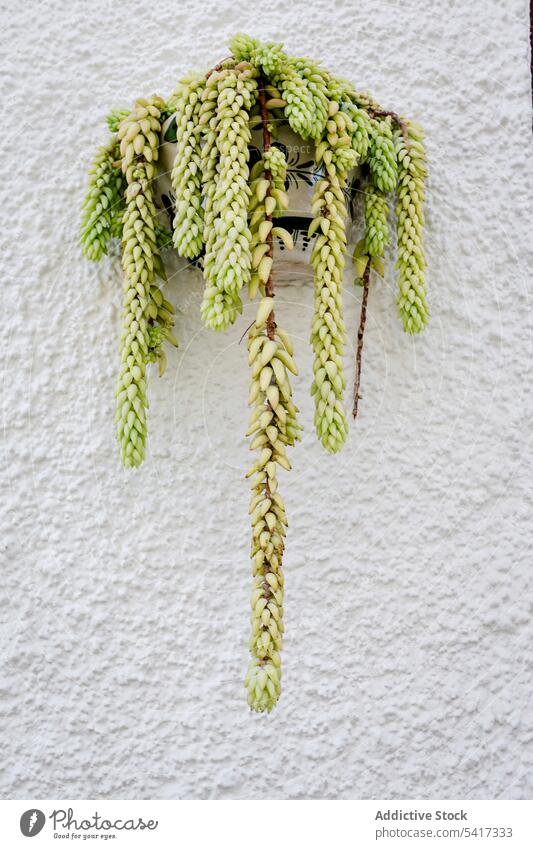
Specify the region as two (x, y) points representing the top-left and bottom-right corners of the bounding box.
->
(1, 0), (532, 801)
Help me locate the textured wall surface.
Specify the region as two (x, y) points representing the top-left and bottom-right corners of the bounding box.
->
(2, 0), (532, 800)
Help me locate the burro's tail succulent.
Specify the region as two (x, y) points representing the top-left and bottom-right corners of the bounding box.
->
(394, 120), (428, 333)
(245, 297), (301, 711)
(308, 103), (357, 453)
(200, 64), (258, 331)
(80, 138), (124, 261)
(80, 33), (429, 713)
(114, 95), (170, 468)
(169, 73), (206, 260)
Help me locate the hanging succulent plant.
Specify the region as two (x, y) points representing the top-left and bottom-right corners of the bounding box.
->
(80, 34), (429, 713)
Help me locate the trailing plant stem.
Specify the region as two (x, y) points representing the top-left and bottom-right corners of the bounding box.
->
(260, 77), (275, 657)
(245, 77), (302, 712)
(258, 77), (275, 335)
(353, 262), (370, 419)
(259, 76), (275, 641)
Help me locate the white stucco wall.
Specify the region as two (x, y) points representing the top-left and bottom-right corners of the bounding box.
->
(2, 0), (532, 800)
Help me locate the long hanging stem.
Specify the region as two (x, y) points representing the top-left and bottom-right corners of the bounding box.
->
(352, 261), (370, 418)
(395, 121), (428, 333)
(258, 79), (275, 322)
(200, 64), (257, 331)
(244, 77), (301, 713)
(169, 74), (206, 259)
(114, 96), (165, 468)
(80, 137), (124, 261)
(309, 152), (351, 452)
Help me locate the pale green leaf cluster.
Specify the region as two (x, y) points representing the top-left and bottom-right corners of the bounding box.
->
(395, 121), (428, 333)
(247, 147), (291, 301)
(114, 96), (170, 467)
(292, 57), (329, 139)
(155, 223), (173, 251)
(146, 284), (178, 377)
(244, 98), (294, 712)
(273, 61), (316, 139)
(364, 183), (389, 257)
(325, 74), (351, 103)
(107, 108), (129, 133)
(169, 74), (206, 259)
(200, 65), (258, 330)
(80, 139), (124, 261)
(230, 33), (285, 77)
(198, 69), (221, 307)
(341, 102), (371, 161)
(369, 116), (398, 194)
(308, 105), (356, 453)
(262, 145), (286, 178)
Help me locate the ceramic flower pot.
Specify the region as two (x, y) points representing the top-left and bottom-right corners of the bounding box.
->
(155, 115), (360, 273)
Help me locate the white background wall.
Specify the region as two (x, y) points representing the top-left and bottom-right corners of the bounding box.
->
(2, 0), (532, 800)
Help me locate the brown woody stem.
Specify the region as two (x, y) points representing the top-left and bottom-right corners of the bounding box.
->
(205, 55), (235, 78)
(352, 261), (371, 418)
(368, 107), (409, 145)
